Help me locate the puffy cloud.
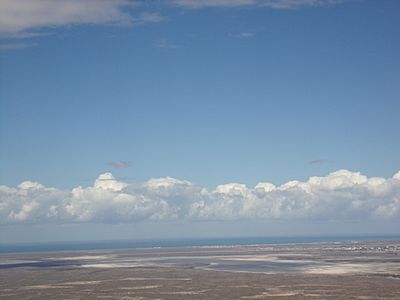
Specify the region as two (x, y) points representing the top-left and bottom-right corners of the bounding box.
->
(1, 169), (400, 225)
(0, 0), (163, 37)
(0, 182), (70, 223)
(94, 172), (127, 191)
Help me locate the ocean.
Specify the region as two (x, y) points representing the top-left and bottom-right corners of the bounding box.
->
(1, 235), (399, 253)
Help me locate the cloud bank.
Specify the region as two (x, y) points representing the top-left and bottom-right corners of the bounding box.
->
(1, 170), (399, 225)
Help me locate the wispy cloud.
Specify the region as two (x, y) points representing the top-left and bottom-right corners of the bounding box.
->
(309, 159), (331, 165)
(107, 161), (131, 169)
(135, 12), (165, 25)
(0, 0), (163, 37)
(172, 0), (256, 8)
(231, 32), (256, 39)
(172, 0), (344, 9)
(0, 31), (53, 39)
(259, 0), (344, 9)
(1, 169), (399, 225)
(0, 43), (36, 50)
(0, 0), (346, 42)
(155, 38), (178, 49)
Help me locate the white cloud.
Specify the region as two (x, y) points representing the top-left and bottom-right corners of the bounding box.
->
(172, 0), (344, 9)
(1, 169), (399, 225)
(0, 0), (163, 37)
(0, 0), (346, 39)
(94, 172), (128, 191)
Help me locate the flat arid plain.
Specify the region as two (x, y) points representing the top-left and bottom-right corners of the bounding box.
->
(1, 240), (400, 299)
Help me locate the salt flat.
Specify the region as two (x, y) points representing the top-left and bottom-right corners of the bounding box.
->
(1, 240), (400, 299)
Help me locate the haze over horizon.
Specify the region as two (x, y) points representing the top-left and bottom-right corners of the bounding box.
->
(1, 0), (399, 243)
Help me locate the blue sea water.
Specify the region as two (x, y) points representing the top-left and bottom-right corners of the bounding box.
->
(1, 235), (399, 254)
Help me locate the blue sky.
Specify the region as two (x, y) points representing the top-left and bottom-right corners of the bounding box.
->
(0, 0), (400, 242)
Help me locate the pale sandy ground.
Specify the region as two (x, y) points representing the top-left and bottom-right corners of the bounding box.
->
(1, 240), (400, 299)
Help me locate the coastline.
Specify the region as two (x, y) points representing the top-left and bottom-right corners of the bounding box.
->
(1, 234), (400, 254)
(1, 239), (400, 299)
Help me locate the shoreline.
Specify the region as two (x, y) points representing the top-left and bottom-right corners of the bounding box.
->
(1, 235), (400, 254)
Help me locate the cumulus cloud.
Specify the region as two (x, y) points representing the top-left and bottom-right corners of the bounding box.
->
(172, 0), (344, 9)
(0, 0), (163, 37)
(1, 170), (400, 225)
